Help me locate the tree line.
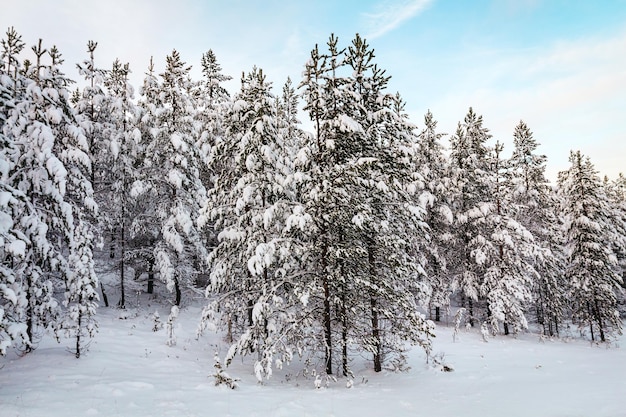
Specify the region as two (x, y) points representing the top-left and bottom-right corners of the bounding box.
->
(1, 27), (625, 379)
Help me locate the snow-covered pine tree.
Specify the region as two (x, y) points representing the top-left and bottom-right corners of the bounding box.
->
(298, 35), (345, 376)
(129, 56), (161, 296)
(508, 121), (566, 336)
(197, 49), (232, 190)
(479, 141), (534, 335)
(605, 173), (626, 290)
(135, 50), (207, 306)
(3, 37), (98, 355)
(199, 67), (309, 382)
(299, 34), (434, 375)
(343, 34), (434, 371)
(558, 151), (623, 341)
(448, 109), (535, 335)
(45, 44), (99, 357)
(1, 30), (32, 353)
(102, 59), (141, 307)
(448, 108), (492, 326)
(73, 42), (119, 308)
(414, 109), (453, 322)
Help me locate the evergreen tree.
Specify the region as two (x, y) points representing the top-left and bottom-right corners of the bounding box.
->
(479, 141), (534, 335)
(448, 109), (534, 333)
(558, 151), (623, 341)
(197, 49), (232, 189)
(415, 109), (453, 322)
(2, 37), (98, 355)
(135, 51), (207, 306)
(508, 121), (565, 336)
(199, 67), (309, 382)
(102, 59), (141, 307)
(448, 108), (492, 326)
(299, 34), (434, 376)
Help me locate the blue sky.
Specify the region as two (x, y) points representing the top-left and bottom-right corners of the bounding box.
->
(2, 0), (625, 181)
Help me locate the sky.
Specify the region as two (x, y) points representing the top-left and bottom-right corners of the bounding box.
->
(2, 0), (625, 181)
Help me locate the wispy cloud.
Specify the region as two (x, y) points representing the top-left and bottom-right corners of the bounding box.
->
(363, 0), (433, 39)
(421, 29), (626, 181)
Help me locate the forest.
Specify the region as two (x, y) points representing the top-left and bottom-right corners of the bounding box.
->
(1, 26), (625, 383)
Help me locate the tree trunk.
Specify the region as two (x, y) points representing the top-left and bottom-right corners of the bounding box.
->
(323, 273), (333, 375)
(75, 295), (82, 359)
(25, 273), (33, 354)
(340, 265), (348, 377)
(587, 301), (595, 342)
(435, 306), (441, 322)
(594, 299), (606, 342)
(322, 241), (333, 375)
(368, 245), (382, 373)
(174, 277), (181, 307)
(370, 295), (382, 372)
(100, 282), (109, 307)
(117, 260), (125, 309)
(147, 272), (154, 294)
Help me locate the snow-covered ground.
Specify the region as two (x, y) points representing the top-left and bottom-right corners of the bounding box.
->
(1, 296), (625, 417)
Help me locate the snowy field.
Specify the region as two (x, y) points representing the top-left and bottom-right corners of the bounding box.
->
(1, 297), (625, 417)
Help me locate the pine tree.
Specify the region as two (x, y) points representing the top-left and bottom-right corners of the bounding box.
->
(299, 34), (434, 375)
(558, 151), (623, 341)
(298, 35), (345, 376)
(480, 141), (534, 335)
(199, 67), (309, 382)
(102, 59), (141, 307)
(508, 121), (565, 336)
(415, 109), (453, 322)
(135, 50), (207, 306)
(448, 109), (535, 334)
(197, 49), (232, 189)
(448, 108), (492, 326)
(2, 36), (98, 355)
(47, 44), (99, 357)
(1, 40), (31, 353)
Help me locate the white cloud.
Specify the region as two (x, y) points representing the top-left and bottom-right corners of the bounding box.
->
(363, 0), (433, 39)
(417, 29), (626, 181)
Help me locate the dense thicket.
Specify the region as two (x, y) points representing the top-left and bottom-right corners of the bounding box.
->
(1, 28), (624, 378)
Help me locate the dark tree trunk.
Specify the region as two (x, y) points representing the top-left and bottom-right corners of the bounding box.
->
(340, 263), (348, 377)
(117, 260), (125, 309)
(147, 272), (154, 294)
(323, 273), (333, 375)
(435, 306), (441, 322)
(174, 277), (181, 307)
(368, 245), (382, 373)
(100, 282), (109, 307)
(370, 295), (382, 372)
(75, 296), (82, 359)
(25, 274), (33, 354)
(322, 241), (333, 375)
(587, 302), (595, 342)
(594, 299), (606, 342)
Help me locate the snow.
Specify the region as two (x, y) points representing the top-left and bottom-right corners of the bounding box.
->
(7, 239), (26, 258)
(2, 298), (625, 417)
